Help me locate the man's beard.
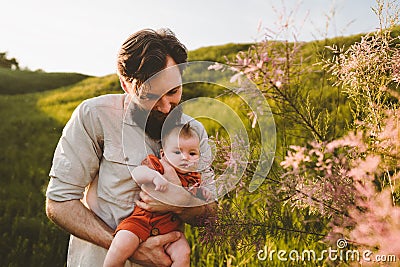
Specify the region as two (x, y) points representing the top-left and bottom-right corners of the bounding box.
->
(131, 104), (183, 140)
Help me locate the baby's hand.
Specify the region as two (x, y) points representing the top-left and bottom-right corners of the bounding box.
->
(153, 174), (169, 192)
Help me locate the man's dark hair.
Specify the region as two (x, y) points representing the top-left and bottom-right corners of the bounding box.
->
(117, 28), (187, 95)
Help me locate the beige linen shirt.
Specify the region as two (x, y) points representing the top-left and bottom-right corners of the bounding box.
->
(46, 93), (213, 267)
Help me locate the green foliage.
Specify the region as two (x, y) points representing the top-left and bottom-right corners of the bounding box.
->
(0, 52), (19, 70)
(203, 4), (400, 265)
(181, 23), (400, 267)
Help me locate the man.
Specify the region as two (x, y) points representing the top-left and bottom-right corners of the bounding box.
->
(45, 28), (216, 267)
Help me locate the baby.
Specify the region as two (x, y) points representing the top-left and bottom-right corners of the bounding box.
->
(104, 123), (211, 267)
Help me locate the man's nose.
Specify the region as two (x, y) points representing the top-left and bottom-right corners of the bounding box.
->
(155, 96), (171, 114)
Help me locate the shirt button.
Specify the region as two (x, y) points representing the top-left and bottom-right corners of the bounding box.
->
(171, 215), (177, 222)
(124, 157), (129, 162)
(151, 228), (160, 236)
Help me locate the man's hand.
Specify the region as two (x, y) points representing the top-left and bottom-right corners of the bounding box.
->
(131, 231), (181, 267)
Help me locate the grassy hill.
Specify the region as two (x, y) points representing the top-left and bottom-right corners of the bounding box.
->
(188, 42), (252, 62)
(1, 26), (398, 265)
(0, 67), (89, 95)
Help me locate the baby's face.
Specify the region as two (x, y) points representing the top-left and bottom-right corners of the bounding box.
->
(162, 133), (200, 173)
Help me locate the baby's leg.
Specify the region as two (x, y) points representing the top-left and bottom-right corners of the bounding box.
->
(165, 233), (191, 267)
(103, 230), (140, 267)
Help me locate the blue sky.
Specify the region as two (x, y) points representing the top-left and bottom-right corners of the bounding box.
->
(1, 0), (379, 76)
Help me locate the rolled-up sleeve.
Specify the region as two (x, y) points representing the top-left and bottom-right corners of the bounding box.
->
(46, 100), (103, 202)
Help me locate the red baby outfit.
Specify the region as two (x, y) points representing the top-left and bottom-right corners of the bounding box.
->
(115, 155), (202, 241)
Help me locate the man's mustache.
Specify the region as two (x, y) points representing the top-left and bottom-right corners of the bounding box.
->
(131, 104), (183, 140)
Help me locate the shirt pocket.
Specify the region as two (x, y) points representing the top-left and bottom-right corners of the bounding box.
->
(97, 142), (146, 208)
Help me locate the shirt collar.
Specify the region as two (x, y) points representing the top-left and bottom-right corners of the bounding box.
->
(123, 93), (139, 126)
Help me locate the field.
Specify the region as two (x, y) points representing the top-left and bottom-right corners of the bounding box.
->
(1, 25), (399, 266)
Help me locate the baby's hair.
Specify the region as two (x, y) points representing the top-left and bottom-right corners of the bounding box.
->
(161, 122), (199, 147)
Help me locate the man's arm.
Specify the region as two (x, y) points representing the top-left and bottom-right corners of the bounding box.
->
(136, 184), (217, 226)
(46, 198), (114, 249)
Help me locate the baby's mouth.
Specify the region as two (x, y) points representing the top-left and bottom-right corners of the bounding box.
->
(180, 162), (195, 169)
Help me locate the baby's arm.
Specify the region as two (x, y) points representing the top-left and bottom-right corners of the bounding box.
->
(132, 166), (169, 191)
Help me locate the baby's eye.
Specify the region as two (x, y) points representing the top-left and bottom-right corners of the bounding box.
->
(174, 151), (181, 155)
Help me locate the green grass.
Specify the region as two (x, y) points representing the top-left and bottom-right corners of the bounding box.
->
(0, 73), (123, 266)
(37, 74), (122, 124)
(0, 92), (69, 266)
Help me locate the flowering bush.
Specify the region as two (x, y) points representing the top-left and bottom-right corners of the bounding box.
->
(204, 0), (400, 264)
(282, 112), (400, 257)
(280, 0), (400, 260)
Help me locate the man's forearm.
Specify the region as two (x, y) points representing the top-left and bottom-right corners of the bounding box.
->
(46, 198), (114, 249)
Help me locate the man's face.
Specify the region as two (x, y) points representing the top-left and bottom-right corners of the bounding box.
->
(127, 56), (183, 140)
(136, 56), (183, 114)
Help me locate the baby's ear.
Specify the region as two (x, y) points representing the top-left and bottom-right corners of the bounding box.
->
(160, 149), (165, 157)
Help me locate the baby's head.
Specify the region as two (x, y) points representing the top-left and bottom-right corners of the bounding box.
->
(161, 123), (200, 173)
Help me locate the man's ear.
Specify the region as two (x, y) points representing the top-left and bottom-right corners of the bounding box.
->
(160, 149), (165, 157)
(119, 76), (136, 94)
(119, 76), (129, 93)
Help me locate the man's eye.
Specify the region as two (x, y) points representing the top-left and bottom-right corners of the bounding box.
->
(140, 94), (158, 100)
(190, 152), (198, 156)
(147, 95), (159, 100)
(167, 89), (178, 95)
